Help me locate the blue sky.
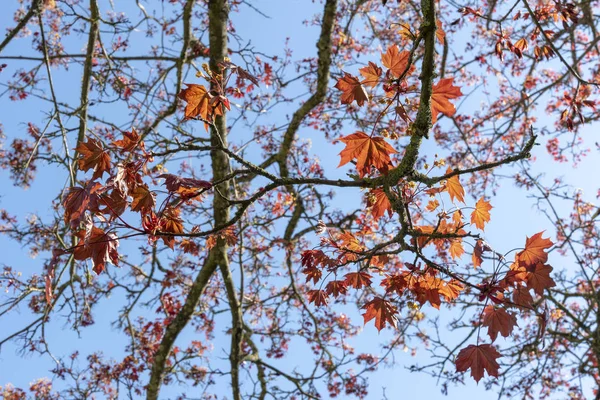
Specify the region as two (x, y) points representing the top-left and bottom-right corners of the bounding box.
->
(1, 0), (599, 399)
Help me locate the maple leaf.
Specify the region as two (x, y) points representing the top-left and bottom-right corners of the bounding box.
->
(414, 275), (443, 309)
(325, 280), (348, 298)
(381, 273), (409, 295)
(482, 306), (518, 342)
(159, 173), (212, 193)
(455, 344), (501, 383)
(73, 226), (120, 274)
(445, 169), (465, 204)
(425, 199), (439, 212)
(302, 265), (322, 284)
(75, 137), (112, 180)
(178, 83), (213, 121)
(472, 239), (493, 268)
(159, 207), (184, 249)
(439, 279), (464, 301)
(130, 184), (156, 213)
(359, 61), (382, 88)
(431, 78), (462, 123)
(63, 181), (102, 226)
(335, 72), (369, 107)
(367, 188), (392, 220)
(112, 129), (143, 153)
(471, 197), (492, 230)
(307, 289), (328, 307)
(381, 45), (414, 78)
(436, 20), (446, 44)
(344, 272), (372, 289)
(526, 263), (556, 296)
(516, 232), (553, 267)
(338, 131), (397, 178)
(512, 286), (534, 309)
(449, 238), (465, 260)
(99, 189), (128, 220)
(362, 297), (398, 331)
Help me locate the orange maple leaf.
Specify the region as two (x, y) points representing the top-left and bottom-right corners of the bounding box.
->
(482, 306), (518, 342)
(455, 344), (501, 382)
(362, 297), (398, 331)
(381, 45), (414, 78)
(516, 232), (553, 267)
(445, 168), (465, 204)
(439, 279), (464, 301)
(436, 20), (446, 44)
(359, 61), (382, 88)
(178, 83), (213, 121)
(471, 197), (492, 230)
(335, 72), (369, 106)
(431, 78), (462, 123)
(526, 263), (556, 295)
(368, 188), (393, 221)
(449, 238), (465, 260)
(75, 137), (112, 180)
(338, 131), (397, 178)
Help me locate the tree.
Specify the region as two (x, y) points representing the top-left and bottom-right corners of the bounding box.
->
(0, 0), (598, 399)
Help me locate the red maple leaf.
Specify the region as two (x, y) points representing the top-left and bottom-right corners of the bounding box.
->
(482, 306), (518, 342)
(344, 271), (373, 289)
(455, 344), (501, 382)
(362, 297), (398, 331)
(307, 289), (328, 307)
(63, 181), (102, 226)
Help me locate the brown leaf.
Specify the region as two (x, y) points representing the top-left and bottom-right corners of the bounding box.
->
(455, 344), (501, 382)
(526, 263), (556, 296)
(130, 184), (156, 213)
(75, 138), (112, 180)
(159, 173), (212, 193)
(63, 181), (102, 226)
(335, 72), (369, 107)
(112, 129), (143, 153)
